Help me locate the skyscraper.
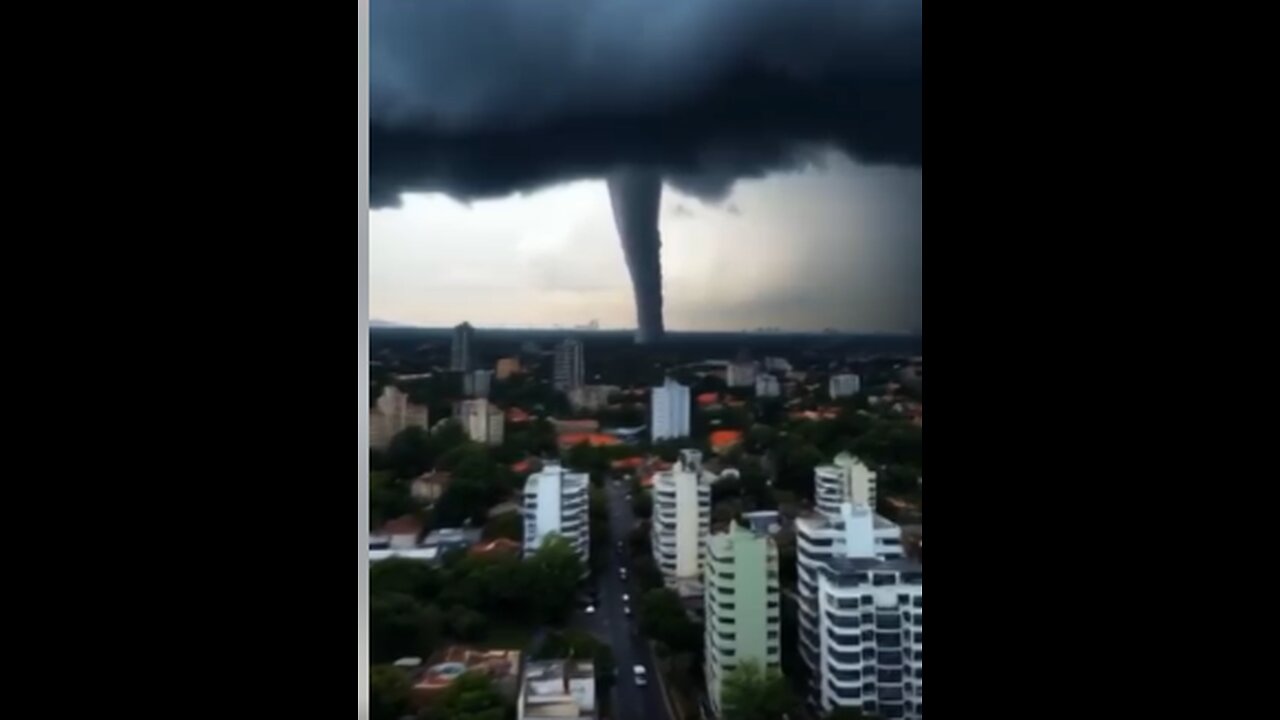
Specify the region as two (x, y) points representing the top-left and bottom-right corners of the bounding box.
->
(553, 339), (585, 392)
(451, 322), (475, 371)
(814, 453), (878, 514)
(652, 450), (712, 584)
(651, 377), (691, 441)
(523, 462), (590, 566)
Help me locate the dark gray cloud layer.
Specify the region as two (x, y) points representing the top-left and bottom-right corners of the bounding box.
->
(370, 0), (922, 205)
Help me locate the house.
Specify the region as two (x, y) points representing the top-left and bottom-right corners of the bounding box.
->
(374, 515), (424, 549)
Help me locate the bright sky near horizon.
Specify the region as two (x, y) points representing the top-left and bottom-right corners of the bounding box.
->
(369, 152), (920, 333)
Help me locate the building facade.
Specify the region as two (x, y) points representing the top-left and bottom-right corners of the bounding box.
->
(495, 357), (522, 380)
(726, 361), (757, 388)
(704, 522), (781, 717)
(651, 378), (691, 441)
(464, 369), (494, 398)
(568, 384), (618, 413)
(814, 453), (878, 514)
(522, 462), (590, 565)
(369, 385), (429, 450)
(553, 339), (585, 392)
(652, 449), (712, 584)
(829, 373), (862, 399)
(459, 399), (505, 446)
(451, 322), (475, 371)
(755, 373), (782, 398)
(813, 557), (922, 719)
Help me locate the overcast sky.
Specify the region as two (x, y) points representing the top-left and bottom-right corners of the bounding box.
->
(370, 150), (920, 333)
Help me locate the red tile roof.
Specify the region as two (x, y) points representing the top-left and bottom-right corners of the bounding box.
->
(380, 515), (423, 536)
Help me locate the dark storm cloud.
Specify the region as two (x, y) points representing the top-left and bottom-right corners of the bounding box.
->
(369, 0), (922, 206)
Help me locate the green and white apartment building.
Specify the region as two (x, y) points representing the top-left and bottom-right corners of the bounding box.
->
(703, 522), (782, 716)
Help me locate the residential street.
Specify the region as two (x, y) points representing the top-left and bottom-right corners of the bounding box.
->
(572, 480), (674, 720)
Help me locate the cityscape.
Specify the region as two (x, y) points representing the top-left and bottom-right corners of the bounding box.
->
(369, 326), (922, 720)
(367, 1), (922, 718)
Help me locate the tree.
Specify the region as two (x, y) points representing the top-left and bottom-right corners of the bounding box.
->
(421, 671), (507, 720)
(482, 511), (522, 541)
(370, 593), (443, 663)
(449, 605), (488, 642)
(386, 427), (433, 479)
(632, 554), (665, 593)
(640, 588), (699, 653)
(371, 471), (415, 528)
(370, 557), (442, 603)
(528, 536), (585, 623)
(433, 476), (493, 528)
(632, 491), (653, 519)
(719, 660), (795, 720)
(370, 665), (412, 720)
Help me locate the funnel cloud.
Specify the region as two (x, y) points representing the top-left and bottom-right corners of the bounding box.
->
(369, 0), (922, 338)
(607, 171), (665, 342)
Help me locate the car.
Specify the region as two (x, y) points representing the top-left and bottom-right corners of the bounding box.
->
(633, 665), (647, 686)
(619, 568), (628, 579)
(624, 604), (632, 616)
(585, 605), (596, 614)
(622, 593), (630, 603)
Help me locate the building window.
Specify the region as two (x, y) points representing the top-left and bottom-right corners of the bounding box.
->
(912, 595), (923, 608)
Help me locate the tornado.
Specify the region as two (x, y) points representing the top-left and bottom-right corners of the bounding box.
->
(607, 170), (665, 344)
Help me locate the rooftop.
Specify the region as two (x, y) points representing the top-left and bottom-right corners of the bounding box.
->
(521, 659), (597, 719)
(379, 515), (424, 537)
(821, 555), (923, 583)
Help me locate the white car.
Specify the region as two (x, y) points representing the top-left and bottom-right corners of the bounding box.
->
(633, 665), (647, 686)
(622, 593), (630, 603)
(585, 605), (596, 614)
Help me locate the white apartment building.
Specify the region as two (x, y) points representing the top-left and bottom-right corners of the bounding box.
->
(652, 449), (712, 584)
(651, 377), (691, 441)
(813, 557), (922, 719)
(755, 373), (782, 398)
(726, 361), (757, 388)
(522, 462), (590, 565)
(829, 373), (862, 399)
(553, 339), (585, 392)
(458, 399), (505, 446)
(814, 453), (878, 514)
(764, 357), (793, 373)
(369, 385), (429, 450)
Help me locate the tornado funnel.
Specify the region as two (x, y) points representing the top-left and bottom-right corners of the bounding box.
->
(607, 170), (665, 344)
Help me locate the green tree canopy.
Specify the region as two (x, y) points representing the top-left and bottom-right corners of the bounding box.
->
(482, 511), (523, 542)
(720, 659), (795, 720)
(421, 671), (507, 720)
(370, 665), (412, 720)
(528, 536), (585, 623)
(370, 557), (442, 602)
(640, 588), (699, 653)
(370, 593), (443, 663)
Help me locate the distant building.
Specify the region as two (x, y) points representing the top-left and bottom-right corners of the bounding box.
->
(553, 339), (585, 392)
(496, 357), (522, 380)
(568, 384), (618, 412)
(522, 462), (590, 565)
(815, 453), (877, 513)
(464, 369), (494, 398)
(518, 659), (596, 720)
(371, 515), (424, 550)
(451, 322), (475, 371)
(726, 361), (757, 388)
(741, 510), (782, 535)
(829, 373), (862, 399)
(369, 386), (429, 450)
(764, 357), (793, 373)
(421, 527), (483, 556)
(704, 522), (781, 717)
(651, 378), (691, 441)
(755, 373), (782, 398)
(459, 399), (505, 446)
(412, 646), (520, 708)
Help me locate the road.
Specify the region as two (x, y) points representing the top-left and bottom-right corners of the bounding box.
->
(574, 480), (674, 720)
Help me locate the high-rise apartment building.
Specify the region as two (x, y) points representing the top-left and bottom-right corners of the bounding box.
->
(651, 378), (691, 441)
(704, 522), (781, 717)
(553, 339), (585, 392)
(755, 373), (782, 398)
(522, 462), (590, 565)
(458, 398), (505, 446)
(813, 557), (922, 719)
(451, 322), (475, 371)
(368, 385), (429, 450)
(829, 373), (862, 399)
(652, 449), (712, 584)
(815, 453), (878, 514)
